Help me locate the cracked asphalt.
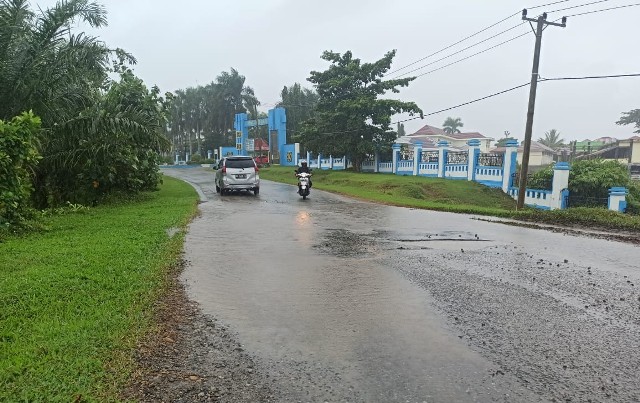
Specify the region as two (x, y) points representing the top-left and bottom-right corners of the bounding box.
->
(145, 167), (639, 403)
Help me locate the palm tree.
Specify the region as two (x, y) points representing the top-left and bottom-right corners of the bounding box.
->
(443, 117), (463, 134)
(538, 129), (565, 149)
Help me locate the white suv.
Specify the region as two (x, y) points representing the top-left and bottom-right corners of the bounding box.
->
(215, 156), (260, 196)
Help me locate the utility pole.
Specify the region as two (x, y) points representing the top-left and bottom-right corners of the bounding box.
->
(517, 10), (566, 210)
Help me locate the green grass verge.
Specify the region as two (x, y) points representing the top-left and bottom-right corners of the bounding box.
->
(261, 165), (640, 232)
(0, 176), (198, 402)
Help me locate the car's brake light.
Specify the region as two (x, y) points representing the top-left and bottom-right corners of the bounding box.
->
(222, 166), (226, 174)
(254, 165), (259, 173)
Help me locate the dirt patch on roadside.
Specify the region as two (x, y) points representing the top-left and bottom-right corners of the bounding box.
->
(121, 260), (274, 402)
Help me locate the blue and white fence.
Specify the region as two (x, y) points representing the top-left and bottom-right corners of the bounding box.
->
(302, 139), (628, 212)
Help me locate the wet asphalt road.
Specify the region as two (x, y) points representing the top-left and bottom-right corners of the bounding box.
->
(163, 167), (640, 403)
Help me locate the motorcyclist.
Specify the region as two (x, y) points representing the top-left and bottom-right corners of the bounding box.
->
(295, 160), (312, 188)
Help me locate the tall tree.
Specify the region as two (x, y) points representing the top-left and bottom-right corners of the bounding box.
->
(167, 68), (259, 157)
(299, 50), (423, 171)
(442, 117), (463, 134)
(277, 83), (319, 142)
(538, 129), (565, 149)
(616, 109), (640, 133)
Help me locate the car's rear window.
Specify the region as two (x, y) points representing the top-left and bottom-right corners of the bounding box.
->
(226, 158), (255, 169)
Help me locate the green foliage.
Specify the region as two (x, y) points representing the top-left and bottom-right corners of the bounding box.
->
(397, 123), (406, 137)
(168, 69), (258, 157)
(277, 83), (319, 143)
(616, 109), (640, 133)
(188, 154), (203, 164)
(569, 159), (630, 199)
(299, 50), (423, 171)
(0, 111), (41, 229)
(528, 159), (638, 213)
(443, 117), (463, 134)
(538, 129), (565, 150)
(0, 177), (198, 401)
(528, 166), (554, 190)
(34, 69), (169, 207)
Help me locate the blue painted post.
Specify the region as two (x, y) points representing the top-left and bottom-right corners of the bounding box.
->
(267, 107), (287, 160)
(608, 187), (628, 212)
(467, 139), (481, 181)
(392, 144), (401, 174)
(413, 142), (423, 176)
(502, 140), (519, 192)
(234, 113), (248, 156)
(437, 140), (449, 178)
(551, 162), (570, 209)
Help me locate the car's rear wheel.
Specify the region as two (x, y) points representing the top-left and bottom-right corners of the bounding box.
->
(220, 187), (226, 196)
(215, 184), (220, 193)
(254, 187), (259, 196)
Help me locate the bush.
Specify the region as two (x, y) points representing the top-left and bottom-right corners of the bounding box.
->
(0, 111), (41, 229)
(569, 159), (630, 199)
(188, 154), (203, 164)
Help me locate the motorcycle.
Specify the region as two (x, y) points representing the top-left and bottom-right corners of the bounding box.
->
(295, 172), (312, 200)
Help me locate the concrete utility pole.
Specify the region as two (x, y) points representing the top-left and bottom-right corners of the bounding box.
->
(517, 10), (566, 210)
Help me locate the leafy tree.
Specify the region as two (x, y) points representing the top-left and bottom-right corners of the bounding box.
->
(277, 83), (319, 143)
(442, 117), (463, 134)
(0, 0), (167, 208)
(299, 50), (423, 171)
(616, 109), (640, 133)
(34, 68), (170, 206)
(538, 129), (565, 149)
(167, 69), (259, 158)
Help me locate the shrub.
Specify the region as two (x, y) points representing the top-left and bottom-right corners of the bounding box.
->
(0, 112), (41, 229)
(188, 154), (203, 164)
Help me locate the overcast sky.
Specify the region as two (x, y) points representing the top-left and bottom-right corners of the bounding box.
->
(32, 0), (640, 141)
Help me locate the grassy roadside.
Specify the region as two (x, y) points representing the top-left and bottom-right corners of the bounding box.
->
(261, 165), (640, 232)
(0, 176), (198, 402)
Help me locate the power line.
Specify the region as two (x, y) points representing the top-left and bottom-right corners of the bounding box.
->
(386, 12), (520, 76)
(540, 72), (640, 80)
(546, 0), (611, 13)
(412, 32), (530, 79)
(565, 2), (640, 16)
(387, 1), (571, 76)
(393, 22), (526, 78)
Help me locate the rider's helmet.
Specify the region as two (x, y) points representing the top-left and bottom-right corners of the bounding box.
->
(300, 160), (308, 167)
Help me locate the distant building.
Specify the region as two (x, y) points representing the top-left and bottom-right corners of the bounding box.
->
(405, 124), (494, 152)
(491, 140), (557, 167)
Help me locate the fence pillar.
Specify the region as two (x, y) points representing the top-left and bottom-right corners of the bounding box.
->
(306, 150), (311, 164)
(329, 155), (334, 169)
(437, 140), (449, 178)
(392, 143), (401, 174)
(502, 140), (519, 192)
(413, 142), (423, 176)
(374, 152), (379, 173)
(317, 153), (322, 169)
(467, 139), (481, 181)
(608, 187), (628, 212)
(551, 162), (570, 210)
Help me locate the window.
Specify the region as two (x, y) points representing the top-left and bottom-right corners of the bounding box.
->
(226, 158), (255, 169)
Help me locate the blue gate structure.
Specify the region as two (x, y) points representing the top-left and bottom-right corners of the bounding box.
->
(227, 107), (299, 166)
